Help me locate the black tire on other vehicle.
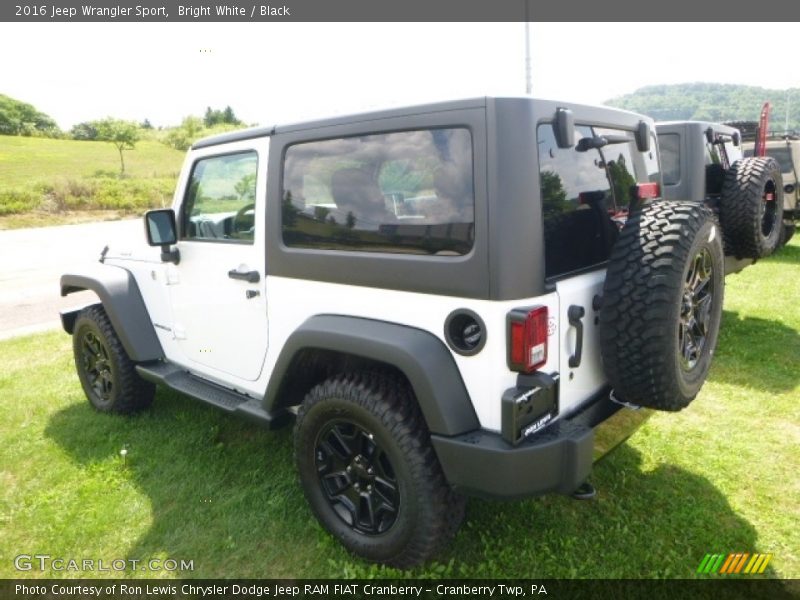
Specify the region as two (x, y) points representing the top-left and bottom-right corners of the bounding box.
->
(72, 304), (155, 413)
(599, 201), (724, 411)
(720, 157), (784, 258)
(294, 371), (465, 568)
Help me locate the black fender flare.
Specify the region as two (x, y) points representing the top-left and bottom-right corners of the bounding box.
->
(265, 315), (479, 436)
(60, 264), (164, 362)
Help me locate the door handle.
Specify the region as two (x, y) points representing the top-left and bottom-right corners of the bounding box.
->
(228, 269), (260, 283)
(568, 305), (585, 368)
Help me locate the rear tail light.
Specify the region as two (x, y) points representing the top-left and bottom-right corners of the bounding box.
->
(507, 306), (548, 373)
(635, 182), (660, 200)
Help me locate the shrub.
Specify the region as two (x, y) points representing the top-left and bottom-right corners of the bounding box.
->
(0, 188), (42, 215)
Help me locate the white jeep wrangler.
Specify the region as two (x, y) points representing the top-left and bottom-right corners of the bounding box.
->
(61, 97), (739, 567)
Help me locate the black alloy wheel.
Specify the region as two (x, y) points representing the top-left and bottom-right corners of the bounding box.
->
(315, 420), (399, 535)
(81, 330), (114, 405)
(679, 248), (715, 371)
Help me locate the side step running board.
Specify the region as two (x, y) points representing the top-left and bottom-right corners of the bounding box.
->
(136, 362), (286, 427)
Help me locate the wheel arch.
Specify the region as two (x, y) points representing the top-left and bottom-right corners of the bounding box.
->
(60, 264), (164, 362)
(266, 315), (479, 436)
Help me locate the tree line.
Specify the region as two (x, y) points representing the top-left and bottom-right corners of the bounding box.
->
(605, 82), (800, 131)
(0, 93), (247, 175)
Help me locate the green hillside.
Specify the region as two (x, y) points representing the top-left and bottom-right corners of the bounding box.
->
(0, 136), (183, 187)
(606, 83), (798, 129)
(0, 135), (184, 227)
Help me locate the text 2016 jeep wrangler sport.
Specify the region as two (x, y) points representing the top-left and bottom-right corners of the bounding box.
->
(61, 98), (767, 567)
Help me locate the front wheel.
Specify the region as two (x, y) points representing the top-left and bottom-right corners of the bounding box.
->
(72, 305), (155, 413)
(294, 372), (465, 568)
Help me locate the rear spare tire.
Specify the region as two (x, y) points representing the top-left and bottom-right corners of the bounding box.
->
(599, 201), (724, 411)
(720, 157), (784, 258)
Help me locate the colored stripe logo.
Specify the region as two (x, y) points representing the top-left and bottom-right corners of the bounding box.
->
(697, 552), (772, 574)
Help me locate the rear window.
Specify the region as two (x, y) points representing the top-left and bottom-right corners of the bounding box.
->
(537, 123), (659, 278)
(281, 128), (475, 255)
(707, 140), (741, 166)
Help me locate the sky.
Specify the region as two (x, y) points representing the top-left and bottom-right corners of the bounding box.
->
(1, 22), (797, 130)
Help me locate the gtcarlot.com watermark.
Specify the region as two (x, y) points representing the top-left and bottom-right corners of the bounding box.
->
(14, 554), (194, 573)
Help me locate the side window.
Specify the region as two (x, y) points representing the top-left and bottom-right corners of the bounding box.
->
(281, 128), (474, 255)
(182, 151), (258, 243)
(537, 124), (617, 278)
(659, 133), (681, 185)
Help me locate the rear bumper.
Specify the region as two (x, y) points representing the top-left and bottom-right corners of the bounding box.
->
(431, 388), (651, 499)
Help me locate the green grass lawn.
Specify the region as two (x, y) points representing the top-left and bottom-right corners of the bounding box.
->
(0, 136), (183, 187)
(0, 241), (798, 580)
(0, 135), (184, 227)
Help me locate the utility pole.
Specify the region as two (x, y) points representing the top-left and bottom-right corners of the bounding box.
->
(524, 1), (531, 95)
(786, 89), (791, 132)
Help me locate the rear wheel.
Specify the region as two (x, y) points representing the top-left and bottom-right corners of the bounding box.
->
(72, 305), (155, 413)
(599, 201), (724, 411)
(294, 371), (465, 567)
(720, 157), (784, 258)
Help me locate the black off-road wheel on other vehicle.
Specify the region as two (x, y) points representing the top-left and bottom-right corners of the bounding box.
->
(599, 201), (724, 411)
(72, 305), (155, 413)
(294, 371), (465, 568)
(720, 157), (784, 258)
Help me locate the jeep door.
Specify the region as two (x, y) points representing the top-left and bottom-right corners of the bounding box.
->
(166, 139), (269, 382)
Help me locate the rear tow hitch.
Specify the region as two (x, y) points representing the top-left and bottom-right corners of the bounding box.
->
(571, 481), (597, 500)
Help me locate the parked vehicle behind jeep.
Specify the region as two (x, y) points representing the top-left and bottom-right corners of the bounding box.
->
(657, 121), (785, 264)
(743, 135), (799, 245)
(61, 97), (733, 567)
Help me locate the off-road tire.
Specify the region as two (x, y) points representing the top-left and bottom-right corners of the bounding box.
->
(720, 157), (784, 258)
(294, 371), (465, 568)
(599, 201), (724, 411)
(72, 304), (155, 413)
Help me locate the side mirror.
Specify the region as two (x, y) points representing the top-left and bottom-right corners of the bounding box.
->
(705, 127), (715, 145)
(144, 209), (180, 264)
(732, 131), (741, 147)
(554, 108), (575, 149)
(635, 120), (651, 152)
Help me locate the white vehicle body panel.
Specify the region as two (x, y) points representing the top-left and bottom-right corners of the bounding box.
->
(167, 138), (269, 382)
(259, 276), (561, 432)
(554, 270), (607, 417)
